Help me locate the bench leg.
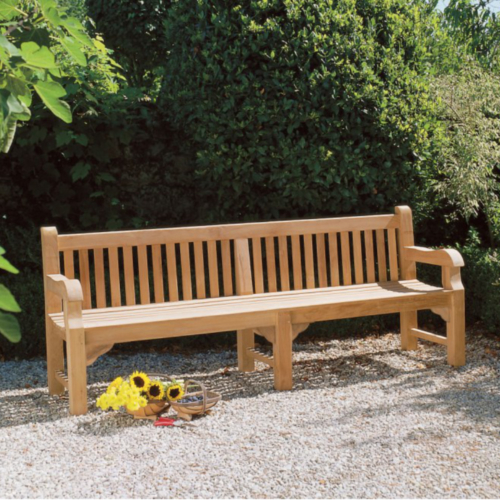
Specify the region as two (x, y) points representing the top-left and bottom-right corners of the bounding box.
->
(237, 329), (255, 372)
(400, 310), (418, 350)
(46, 321), (65, 395)
(447, 291), (466, 367)
(66, 326), (88, 416)
(273, 312), (293, 391)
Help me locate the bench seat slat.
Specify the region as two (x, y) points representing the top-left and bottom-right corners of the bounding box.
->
(50, 280), (445, 339)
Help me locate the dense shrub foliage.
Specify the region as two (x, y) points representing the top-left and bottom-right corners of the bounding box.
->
(161, 0), (442, 220)
(85, 0), (168, 89)
(2, 0), (500, 358)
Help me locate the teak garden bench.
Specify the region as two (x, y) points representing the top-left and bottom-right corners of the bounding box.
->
(41, 206), (465, 415)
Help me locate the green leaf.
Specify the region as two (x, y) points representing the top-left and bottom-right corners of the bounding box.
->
(61, 17), (94, 48)
(0, 33), (20, 56)
(20, 42), (57, 68)
(75, 133), (88, 146)
(34, 81), (72, 123)
(0, 254), (19, 273)
(0, 116), (16, 153)
(70, 161), (91, 181)
(7, 93), (30, 121)
(0, 284), (21, 313)
(0, 0), (20, 21)
(60, 36), (86, 66)
(0, 311), (21, 343)
(55, 130), (73, 147)
(44, 6), (62, 26)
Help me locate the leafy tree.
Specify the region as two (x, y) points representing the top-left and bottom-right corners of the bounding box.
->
(430, 62), (500, 244)
(0, 0), (118, 152)
(442, 0), (500, 69)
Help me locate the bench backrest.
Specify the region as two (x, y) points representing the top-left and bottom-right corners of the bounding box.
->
(41, 206), (415, 311)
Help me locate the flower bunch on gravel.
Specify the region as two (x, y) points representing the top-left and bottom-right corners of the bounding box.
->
(96, 373), (184, 412)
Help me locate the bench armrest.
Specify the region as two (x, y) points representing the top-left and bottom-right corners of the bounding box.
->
(404, 246), (464, 268)
(46, 274), (84, 303)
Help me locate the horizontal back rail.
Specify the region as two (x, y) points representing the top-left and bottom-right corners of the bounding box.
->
(57, 215), (399, 251)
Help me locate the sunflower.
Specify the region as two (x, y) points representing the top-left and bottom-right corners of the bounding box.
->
(166, 384), (184, 401)
(130, 371), (150, 391)
(147, 381), (165, 400)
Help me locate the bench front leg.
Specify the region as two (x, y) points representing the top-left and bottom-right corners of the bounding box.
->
(273, 312), (293, 391)
(64, 299), (88, 415)
(443, 267), (466, 367)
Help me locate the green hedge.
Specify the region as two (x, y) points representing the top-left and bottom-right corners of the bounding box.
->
(161, 0), (442, 220)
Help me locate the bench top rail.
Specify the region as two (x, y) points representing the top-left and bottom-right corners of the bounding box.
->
(56, 214), (399, 251)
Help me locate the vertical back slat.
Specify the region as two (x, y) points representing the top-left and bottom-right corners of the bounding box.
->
(180, 242), (193, 300)
(376, 229), (388, 282)
(291, 235), (303, 290)
(387, 228), (399, 281)
(340, 232), (352, 286)
(316, 234), (327, 288)
(151, 244), (164, 303)
(352, 230), (363, 284)
(278, 236), (290, 291)
(364, 230), (376, 283)
(78, 249), (92, 309)
(265, 237), (277, 292)
(207, 240), (220, 298)
(193, 241), (206, 299)
(63, 250), (74, 279)
(221, 240), (233, 296)
(137, 245), (151, 304)
(123, 246), (136, 306)
(93, 248), (106, 308)
(108, 247), (121, 307)
(303, 234), (315, 289)
(252, 238), (264, 294)
(328, 233), (340, 286)
(166, 243), (179, 301)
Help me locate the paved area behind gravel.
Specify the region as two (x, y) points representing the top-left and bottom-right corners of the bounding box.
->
(0, 332), (499, 498)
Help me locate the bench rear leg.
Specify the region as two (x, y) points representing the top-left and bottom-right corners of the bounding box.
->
(400, 310), (418, 350)
(237, 329), (255, 372)
(447, 291), (466, 367)
(46, 321), (65, 395)
(273, 312), (293, 391)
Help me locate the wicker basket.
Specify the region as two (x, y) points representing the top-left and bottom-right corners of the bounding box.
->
(127, 400), (169, 420)
(169, 379), (221, 421)
(126, 372), (172, 421)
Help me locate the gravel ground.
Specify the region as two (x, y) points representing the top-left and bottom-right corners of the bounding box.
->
(0, 331), (499, 499)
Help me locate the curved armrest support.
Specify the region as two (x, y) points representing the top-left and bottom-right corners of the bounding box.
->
(404, 246), (464, 268)
(46, 274), (84, 303)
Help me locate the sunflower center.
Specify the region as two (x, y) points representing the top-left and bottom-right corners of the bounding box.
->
(133, 376), (145, 388)
(149, 385), (160, 397)
(169, 388), (180, 399)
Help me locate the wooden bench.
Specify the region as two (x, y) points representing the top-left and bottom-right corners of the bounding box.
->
(41, 206), (465, 415)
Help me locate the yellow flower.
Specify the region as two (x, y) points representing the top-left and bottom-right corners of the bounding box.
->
(166, 384), (184, 401)
(107, 376), (124, 393)
(130, 371), (150, 391)
(126, 400), (140, 411)
(147, 381), (165, 400)
(96, 393), (111, 410)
